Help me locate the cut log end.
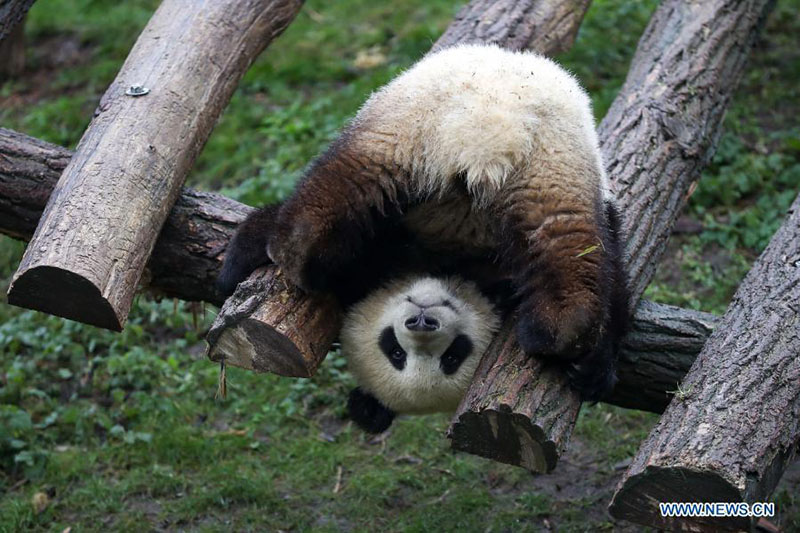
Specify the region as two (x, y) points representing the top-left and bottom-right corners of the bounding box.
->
(447, 322), (580, 473)
(7, 265), (123, 331)
(205, 265), (342, 379)
(448, 409), (559, 473)
(609, 466), (749, 532)
(207, 318), (310, 377)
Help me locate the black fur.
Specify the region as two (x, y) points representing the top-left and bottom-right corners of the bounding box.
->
(347, 387), (396, 434)
(217, 205), (280, 297)
(379, 327), (407, 371)
(440, 334), (474, 375)
(565, 200), (630, 402)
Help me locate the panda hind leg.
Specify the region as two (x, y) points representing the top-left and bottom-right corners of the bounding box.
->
(564, 201), (629, 401)
(496, 185), (627, 401)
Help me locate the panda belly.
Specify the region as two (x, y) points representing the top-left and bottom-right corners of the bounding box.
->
(401, 193), (496, 256)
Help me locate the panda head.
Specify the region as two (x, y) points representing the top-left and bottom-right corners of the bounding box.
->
(341, 276), (500, 433)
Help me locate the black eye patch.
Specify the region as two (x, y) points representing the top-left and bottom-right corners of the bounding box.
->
(440, 334), (474, 375)
(379, 327), (406, 370)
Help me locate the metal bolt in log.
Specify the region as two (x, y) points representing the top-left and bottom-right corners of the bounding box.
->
(448, 0), (777, 473)
(0, 127), (717, 407)
(609, 192), (800, 532)
(7, 0), (303, 330)
(204, 0), (595, 381)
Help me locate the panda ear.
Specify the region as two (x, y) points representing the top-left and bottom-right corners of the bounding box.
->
(347, 388), (396, 433)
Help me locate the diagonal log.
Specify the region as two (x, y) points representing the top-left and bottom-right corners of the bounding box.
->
(449, 0), (776, 473)
(431, 0), (592, 55)
(0, 127), (716, 404)
(6, 0), (303, 330)
(204, 0), (595, 377)
(609, 192), (800, 532)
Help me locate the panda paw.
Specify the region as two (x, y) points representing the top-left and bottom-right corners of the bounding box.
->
(515, 300), (600, 358)
(347, 388), (396, 434)
(217, 205), (280, 298)
(515, 302), (618, 401)
(566, 348), (618, 402)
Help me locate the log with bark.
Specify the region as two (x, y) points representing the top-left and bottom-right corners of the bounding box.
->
(0, 0), (35, 42)
(6, 0), (303, 330)
(449, 0), (776, 473)
(204, 0), (595, 377)
(0, 127), (717, 408)
(431, 0), (592, 54)
(608, 192), (800, 531)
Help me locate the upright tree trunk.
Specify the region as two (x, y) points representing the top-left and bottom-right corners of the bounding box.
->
(7, 0), (303, 330)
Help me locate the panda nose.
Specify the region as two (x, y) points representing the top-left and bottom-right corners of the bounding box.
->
(404, 313), (440, 332)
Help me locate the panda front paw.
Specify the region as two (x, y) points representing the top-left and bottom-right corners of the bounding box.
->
(268, 202), (366, 294)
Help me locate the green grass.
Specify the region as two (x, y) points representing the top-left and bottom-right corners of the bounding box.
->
(1, 0), (799, 531)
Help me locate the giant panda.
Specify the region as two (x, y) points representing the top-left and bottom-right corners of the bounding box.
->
(218, 44), (630, 433)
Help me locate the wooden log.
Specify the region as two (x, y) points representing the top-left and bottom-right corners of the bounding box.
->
(0, 0), (35, 42)
(0, 128), (717, 407)
(204, 0), (594, 377)
(448, 321), (579, 473)
(449, 0), (776, 473)
(610, 300), (717, 414)
(6, 0), (303, 331)
(609, 193), (800, 532)
(205, 266), (341, 377)
(0, 128), (249, 308)
(431, 0), (592, 54)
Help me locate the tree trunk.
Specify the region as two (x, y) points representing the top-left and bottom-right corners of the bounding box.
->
(0, 15), (26, 79)
(0, 0), (35, 42)
(608, 192), (800, 531)
(449, 0), (776, 473)
(204, 0), (594, 377)
(7, 0), (303, 331)
(0, 128), (716, 408)
(432, 0), (592, 54)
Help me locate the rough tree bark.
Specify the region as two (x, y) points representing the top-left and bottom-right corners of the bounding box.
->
(0, 0), (35, 42)
(609, 193), (800, 532)
(448, 0), (776, 473)
(431, 0), (592, 55)
(0, 127), (717, 409)
(204, 0), (595, 377)
(7, 0), (304, 330)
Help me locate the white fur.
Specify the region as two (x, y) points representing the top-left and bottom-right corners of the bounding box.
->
(354, 44), (609, 203)
(341, 276), (500, 414)
(340, 45), (612, 416)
